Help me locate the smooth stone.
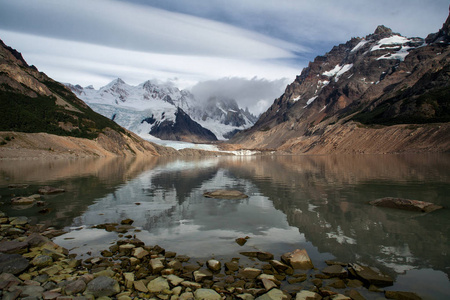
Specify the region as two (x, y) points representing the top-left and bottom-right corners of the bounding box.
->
(369, 197), (443, 213)
(203, 190), (248, 199)
(261, 278), (277, 291)
(194, 269), (214, 282)
(179, 292), (195, 300)
(181, 281), (202, 289)
(133, 280), (148, 293)
(239, 268), (262, 279)
(0, 253), (29, 274)
(256, 288), (290, 300)
(296, 290), (322, 300)
(65, 279), (87, 296)
(84, 276), (120, 297)
(132, 247), (149, 259)
(207, 259), (222, 272)
(0, 240), (28, 254)
(167, 274), (184, 286)
(123, 272), (134, 289)
(31, 255), (53, 268)
(281, 249), (314, 270)
(150, 258), (165, 274)
(147, 276), (170, 293)
(194, 288), (221, 300)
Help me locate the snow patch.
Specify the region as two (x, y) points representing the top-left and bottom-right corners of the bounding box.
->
(303, 96), (318, 108)
(322, 64), (353, 82)
(292, 95), (301, 102)
(351, 39), (369, 52)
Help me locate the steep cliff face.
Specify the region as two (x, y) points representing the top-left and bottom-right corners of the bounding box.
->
(231, 13), (450, 154)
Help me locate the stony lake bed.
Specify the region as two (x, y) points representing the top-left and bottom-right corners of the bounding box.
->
(0, 154), (449, 299)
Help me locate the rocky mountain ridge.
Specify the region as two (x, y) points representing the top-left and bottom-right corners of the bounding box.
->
(69, 79), (257, 142)
(230, 12), (450, 153)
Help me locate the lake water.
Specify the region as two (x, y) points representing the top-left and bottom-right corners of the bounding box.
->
(1, 154), (449, 299)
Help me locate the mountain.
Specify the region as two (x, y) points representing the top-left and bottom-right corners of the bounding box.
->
(68, 80), (257, 141)
(0, 38), (183, 158)
(231, 13), (450, 154)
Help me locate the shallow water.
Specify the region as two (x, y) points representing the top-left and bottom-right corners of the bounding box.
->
(0, 154), (449, 299)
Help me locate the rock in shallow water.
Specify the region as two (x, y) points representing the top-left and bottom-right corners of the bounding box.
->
(281, 249), (314, 270)
(203, 190), (248, 199)
(369, 197), (443, 213)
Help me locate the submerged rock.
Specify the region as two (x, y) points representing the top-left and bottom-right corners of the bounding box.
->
(38, 186), (65, 195)
(369, 197), (443, 213)
(349, 263), (393, 287)
(203, 190), (248, 199)
(385, 290), (422, 300)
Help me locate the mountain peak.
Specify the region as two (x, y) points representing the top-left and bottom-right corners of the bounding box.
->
(373, 25), (393, 36)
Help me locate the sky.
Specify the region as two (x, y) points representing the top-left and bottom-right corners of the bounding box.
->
(0, 0), (448, 114)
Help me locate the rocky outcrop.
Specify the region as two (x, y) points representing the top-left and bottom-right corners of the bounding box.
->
(231, 12), (450, 154)
(149, 107), (218, 142)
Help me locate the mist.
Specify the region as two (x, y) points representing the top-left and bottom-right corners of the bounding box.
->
(190, 77), (289, 115)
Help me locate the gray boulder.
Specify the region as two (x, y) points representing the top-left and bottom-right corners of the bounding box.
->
(0, 253), (29, 274)
(84, 276), (120, 297)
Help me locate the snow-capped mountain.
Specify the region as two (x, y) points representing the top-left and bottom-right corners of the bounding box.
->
(231, 16), (450, 153)
(68, 79), (256, 141)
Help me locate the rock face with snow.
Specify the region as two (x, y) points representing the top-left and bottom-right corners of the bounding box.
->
(231, 13), (450, 153)
(68, 80), (257, 142)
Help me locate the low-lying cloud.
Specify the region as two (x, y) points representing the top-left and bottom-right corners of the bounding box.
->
(190, 77), (289, 115)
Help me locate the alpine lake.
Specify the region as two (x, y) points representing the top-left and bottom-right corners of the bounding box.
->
(1, 154), (449, 299)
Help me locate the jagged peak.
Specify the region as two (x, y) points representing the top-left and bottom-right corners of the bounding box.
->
(374, 25), (393, 36)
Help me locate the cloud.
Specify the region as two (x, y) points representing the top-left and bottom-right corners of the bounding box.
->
(0, 0), (306, 59)
(0, 30), (300, 91)
(190, 77), (289, 115)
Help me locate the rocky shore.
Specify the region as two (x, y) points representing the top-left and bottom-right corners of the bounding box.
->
(0, 212), (423, 300)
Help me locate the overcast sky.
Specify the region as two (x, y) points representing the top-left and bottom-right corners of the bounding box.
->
(0, 0), (448, 114)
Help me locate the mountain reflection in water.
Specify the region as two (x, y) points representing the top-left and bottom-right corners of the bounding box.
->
(1, 154), (449, 298)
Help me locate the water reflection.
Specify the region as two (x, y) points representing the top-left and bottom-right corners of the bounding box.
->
(1, 154), (449, 298)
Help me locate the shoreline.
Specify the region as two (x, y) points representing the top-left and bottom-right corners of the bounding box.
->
(1, 211), (425, 300)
